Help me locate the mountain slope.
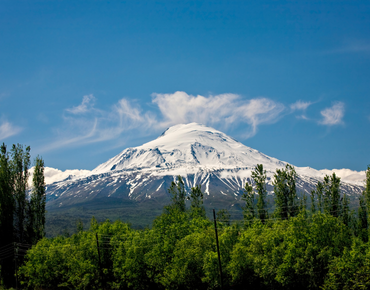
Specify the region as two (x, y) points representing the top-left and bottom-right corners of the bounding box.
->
(92, 123), (286, 173)
(45, 123), (364, 210)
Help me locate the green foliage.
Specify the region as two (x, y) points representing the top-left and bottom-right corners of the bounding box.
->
(323, 238), (370, 290)
(188, 184), (206, 218)
(15, 165), (370, 290)
(323, 173), (342, 217)
(315, 181), (324, 213)
(0, 144), (14, 286)
(11, 144), (31, 244)
(30, 156), (46, 243)
(163, 230), (214, 289)
(216, 209), (231, 226)
(365, 165), (370, 240)
(242, 180), (255, 225)
(341, 193), (350, 227)
(0, 143), (46, 288)
(167, 175), (186, 213)
(273, 164), (298, 220)
(252, 164), (268, 223)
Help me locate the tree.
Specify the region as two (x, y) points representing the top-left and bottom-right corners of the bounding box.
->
(11, 144), (31, 244)
(167, 175), (186, 213)
(365, 165), (370, 239)
(29, 156), (46, 243)
(323, 173), (342, 217)
(341, 193), (350, 227)
(316, 181), (324, 213)
(217, 209), (231, 226)
(0, 143), (15, 286)
(310, 190), (316, 214)
(0, 144), (45, 288)
(188, 184), (206, 218)
(242, 180), (255, 225)
(358, 192), (368, 242)
(252, 164), (268, 223)
(273, 164), (298, 220)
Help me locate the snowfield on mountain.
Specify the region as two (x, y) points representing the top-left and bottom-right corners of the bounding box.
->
(44, 123), (365, 209)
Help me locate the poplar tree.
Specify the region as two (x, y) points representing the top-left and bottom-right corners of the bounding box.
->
(167, 175), (186, 213)
(252, 164), (268, 223)
(242, 180), (255, 225)
(358, 192), (368, 242)
(341, 193), (350, 227)
(316, 181), (324, 213)
(323, 173), (341, 217)
(310, 190), (316, 214)
(30, 156), (46, 243)
(0, 144), (15, 285)
(188, 184), (205, 218)
(365, 165), (370, 238)
(273, 164), (298, 220)
(11, 144), (31, 244)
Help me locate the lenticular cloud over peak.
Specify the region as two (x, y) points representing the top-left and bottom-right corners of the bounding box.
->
(151, 91), (285, 137)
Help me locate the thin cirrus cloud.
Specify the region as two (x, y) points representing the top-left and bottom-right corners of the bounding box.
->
(290, 100), (312, 120)
(320, 102), (345, 125)
(0, 121), (22, 140)
(66, 94), (96, 114)
(290, 100), (312, 111)
(43, 91), (286, 151)
(42, 96), (155, 151)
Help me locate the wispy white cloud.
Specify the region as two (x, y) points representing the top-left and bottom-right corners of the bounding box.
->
(290, 100), (312, 111)
(322, 40), (370, 55)
(152, 91), (285, 137)
(42, 95), (155, 151)
(330, 44), (370, 54)
(43, 91), (287, 150)
(290, 100), (313, 120)
(320, 102), (345, 125)
(66, 94), (96, 114)
(0, 121), (22, 140)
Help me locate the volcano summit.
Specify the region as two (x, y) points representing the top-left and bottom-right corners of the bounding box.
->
(45, 123), (364, 211)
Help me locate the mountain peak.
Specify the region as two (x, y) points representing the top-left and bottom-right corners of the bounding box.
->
(159, 122), (214, 137)
(93, 123), (286, 174)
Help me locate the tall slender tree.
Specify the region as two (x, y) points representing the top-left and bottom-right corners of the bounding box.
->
(358, 192), (368, 242)
(310, 189), (316, 214)
(0, 144), (45, 288)
(188, 184), (205, 218)
(316, 181), (324, 213)
(323, 173), (341, 217)
(11, 144), (31, 244)
(29, 156), (46, 243)
(341, 193), (350, 227)
(273, 164), (298, 220)
(0, 144), (15, 285)
(242, 180), (255, 225)
(364, 165), (370, 239)
(252, 164), (268, 223)
(167, 175), (186, 213)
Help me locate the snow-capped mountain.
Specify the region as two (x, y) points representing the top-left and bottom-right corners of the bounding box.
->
(45, 123), (365, 209)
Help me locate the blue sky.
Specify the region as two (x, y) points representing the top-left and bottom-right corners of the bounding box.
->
(1, 0), (369, 171)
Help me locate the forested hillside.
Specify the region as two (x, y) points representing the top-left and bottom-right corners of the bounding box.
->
(15, 164), (370, 289)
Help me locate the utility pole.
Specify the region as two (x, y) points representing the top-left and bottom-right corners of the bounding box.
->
(14, 243), (18, 290)
(213, 209), (224, 289)
(96, 233), (104, 289)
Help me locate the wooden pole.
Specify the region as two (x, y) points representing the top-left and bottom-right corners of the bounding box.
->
(213, 209), (224, 289)
(96, 233), (104, 289)
(14, 243), (18, 290)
